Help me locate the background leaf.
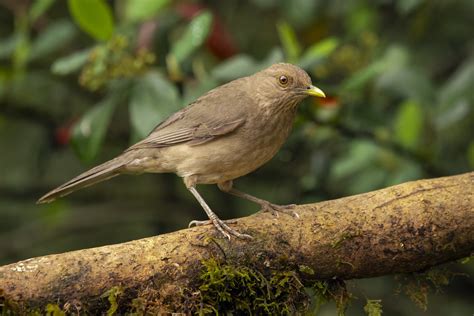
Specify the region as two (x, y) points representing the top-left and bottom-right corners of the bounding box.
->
(277, 21), (301, 63)
(29, 19), (77, 61)
(71, 96), (118, 162)
(51, 49), (90, 75)
(29, 0), (56, 23)
(394, 100), (424, 150)
(129, 71), (180, 139)
(0, 35), (19, 59)
(341, 60), (384, 92)
(211, 48), (283, 82)
(299, 37), (339, 69)
(211, 55), (258, 81)
(170, 11), (213, 63)
(68, 0), (114, 41)
(123, 0), (171, 23)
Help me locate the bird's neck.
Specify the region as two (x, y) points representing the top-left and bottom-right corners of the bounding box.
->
(259, 98), (300, 118)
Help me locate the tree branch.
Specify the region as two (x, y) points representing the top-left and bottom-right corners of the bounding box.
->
(1, 172), (473, 313)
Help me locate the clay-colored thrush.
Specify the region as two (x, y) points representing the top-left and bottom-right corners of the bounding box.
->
(38, 63), (325, 239)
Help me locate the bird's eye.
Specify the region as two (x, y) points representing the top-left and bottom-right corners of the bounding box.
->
(278, 75), (289, 86)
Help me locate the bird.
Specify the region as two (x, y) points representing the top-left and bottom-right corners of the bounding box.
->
(37, 63), (326, 240)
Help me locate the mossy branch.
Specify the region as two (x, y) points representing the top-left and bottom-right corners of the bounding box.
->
(0, 172), (473, 313)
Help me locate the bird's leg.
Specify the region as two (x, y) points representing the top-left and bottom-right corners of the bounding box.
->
(218, 181), (299, 218)
(184, 178), (252, 240)
(187, 187), (252, 240)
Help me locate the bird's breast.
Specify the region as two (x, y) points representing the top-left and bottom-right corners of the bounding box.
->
(164, 108), (298, 184)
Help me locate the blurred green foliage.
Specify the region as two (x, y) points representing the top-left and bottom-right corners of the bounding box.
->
(68, 0), (115, 41)
(0, 0), (472, 314)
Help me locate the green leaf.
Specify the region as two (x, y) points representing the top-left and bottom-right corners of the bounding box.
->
(51, 49), (90, 75)
(331, 140), (379, 180)
(434, 59), (474, 131)
(211, 55), (258, 81)
(68, 0), (114, 41)
(394, 100), (424, 150)
(434, 99), (470, 131)
(13, 16), (30, 71)
(170, 11), (213, 64)
(29, 0), (56, 23)
(129, 71), (180, 139)
(71, 96), (118, 162)
(123, 0), (171, 22)
(341, 60), (384, 92)
(439, 58), (474, 106)
(211, 48), (283, 82)
(29, 19), (77, 61)
(299, 37), (339, 69)
(276, 21), (301, 63)
(0, 34), (19, 59)
(341, 46), (408, 93)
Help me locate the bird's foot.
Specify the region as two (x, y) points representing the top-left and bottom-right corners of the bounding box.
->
(189, 218), (253, 240)
(189, 219), (238, 227)
(260, 202), (299, 218)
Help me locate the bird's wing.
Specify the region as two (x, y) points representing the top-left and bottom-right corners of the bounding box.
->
(128, 117), (246, 150)
(127, 79), (251, 151)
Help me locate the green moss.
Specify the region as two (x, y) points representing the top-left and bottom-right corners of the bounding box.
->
(308, 279), (351, 316)
(0, 292), (42, 316)
(45, 304), (65, 316)
(0, 289), (23, 316)
(459, 256), (471, 264)
(424, 268), (452, 289)
(364, 299), (382, 316)
(194, 258), (308, 315)
(0, 286), (127, 316)
(101, 286), (123, 316)
(128, 297), (147, 315)
(404, 280), (429, 311)
(6, 262), (463, 315)
(298, 265), (315, 275)
(396, 266), (461, 311)
(0, 261), (353, 315)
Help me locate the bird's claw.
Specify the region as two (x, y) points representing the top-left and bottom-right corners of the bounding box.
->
(261, 203), (299, 218)
(188, 218), (252, 240)
(189, 219), (238, 227)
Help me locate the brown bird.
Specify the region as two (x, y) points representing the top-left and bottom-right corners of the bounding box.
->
(38, 63), (325, 239)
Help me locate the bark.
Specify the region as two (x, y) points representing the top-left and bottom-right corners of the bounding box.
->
(0, 172), (473, 313)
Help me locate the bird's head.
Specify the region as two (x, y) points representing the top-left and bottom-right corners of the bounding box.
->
(252, 63), (325, 108)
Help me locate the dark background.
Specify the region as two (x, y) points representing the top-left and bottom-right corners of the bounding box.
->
(0, 0), (473, 314)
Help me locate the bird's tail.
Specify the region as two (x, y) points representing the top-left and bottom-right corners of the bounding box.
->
(37, 154), (133, 204)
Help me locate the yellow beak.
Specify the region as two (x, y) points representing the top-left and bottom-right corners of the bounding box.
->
(305, 85), (326, 98)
